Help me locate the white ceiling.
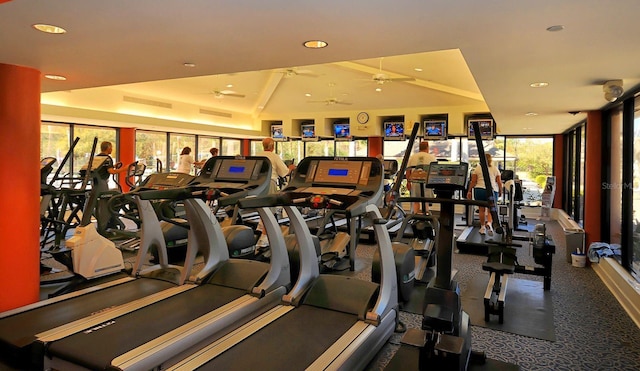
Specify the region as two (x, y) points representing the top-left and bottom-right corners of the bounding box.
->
(2, 0), (639, 136)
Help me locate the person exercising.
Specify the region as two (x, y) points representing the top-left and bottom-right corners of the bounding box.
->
(467, 153), (502, 235)
(93, 141), (127, 194)
(258, 137), (295, 194)
(406, 141), (436, 213)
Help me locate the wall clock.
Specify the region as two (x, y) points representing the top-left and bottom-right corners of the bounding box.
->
(357, 112), (369, 124)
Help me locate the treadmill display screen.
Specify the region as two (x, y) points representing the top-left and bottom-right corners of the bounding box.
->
(426, 162), (468, 188)
(328, 169), (349, 177)
(215, 159), (258, 181)
(312, 160), (363, 185)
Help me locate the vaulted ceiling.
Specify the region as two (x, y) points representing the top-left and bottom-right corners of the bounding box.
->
(2, 1), (639, 137)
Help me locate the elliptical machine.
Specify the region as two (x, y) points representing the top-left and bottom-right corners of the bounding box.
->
(391, 122), (496, 370)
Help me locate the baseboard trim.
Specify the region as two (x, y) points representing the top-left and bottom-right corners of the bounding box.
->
(592, 257), (640, 328)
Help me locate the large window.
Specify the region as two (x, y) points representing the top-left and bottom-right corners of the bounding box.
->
(169, 133), (196, 174)
(221, 138), (241, 156)
(74, 125), (117, 188)
(277, 141), (303, 164)
(197, 136), (220, 162)
(335, 139), (367, 157)
(136, 130), (167, 174)
(250, 140), (263, 156)
(305, 140), (335, 157)
(41, 122), (71, 185)
(609, 107), (623, 245)
(632, 96), (640, 276)
(504, 137), (554, 206)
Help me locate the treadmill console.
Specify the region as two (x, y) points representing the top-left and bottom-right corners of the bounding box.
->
(194, 156), (272, 205)
(138, 172), (195, 189)
(283, 157), (383, 214)
(382, 159), (399, 178)
(426, 162), (469, 191)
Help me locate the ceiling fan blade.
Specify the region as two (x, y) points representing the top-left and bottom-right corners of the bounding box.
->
(387, 77), (415, 82)
(222, 93), (245, 98)
(335, 101), (352, 105)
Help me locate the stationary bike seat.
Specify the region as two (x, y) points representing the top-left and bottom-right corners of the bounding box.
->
(482, 261), (515, 275)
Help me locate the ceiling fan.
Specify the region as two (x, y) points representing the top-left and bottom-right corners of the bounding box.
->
(279, 68), (319, 78)
(210, 89), (245, 99)
(307, 97), (352, 105)
(308, 82), (352, 105)
(370, 57), (415, 85)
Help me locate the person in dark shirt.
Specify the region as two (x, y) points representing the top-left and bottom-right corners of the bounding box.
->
(92, 141), (126, 194)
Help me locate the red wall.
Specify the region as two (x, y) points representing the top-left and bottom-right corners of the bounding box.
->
(584, 111), (603, 247)
(0, 63), (41, 311)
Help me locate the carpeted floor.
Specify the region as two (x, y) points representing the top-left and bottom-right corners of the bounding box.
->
(365, 219), (640, 371)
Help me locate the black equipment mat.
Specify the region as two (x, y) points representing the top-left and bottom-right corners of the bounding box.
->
(46, 284), (246, 369)
(461, 275), (555, 341)
(384, 344), (520, 371)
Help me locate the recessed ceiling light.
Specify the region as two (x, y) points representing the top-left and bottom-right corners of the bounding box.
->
(303, 40), (328, 49)
(226, 84), (233, 88)
(546, 25), (565, 32)
(530, 82), (549, 88)
(525, 112), (538, 116)
(33, 24), (67, 34)
(414, 68), (423, 72)
(44, 74), (67, 81)
(183, 62), (196, 67)
(375, 87), (382, 92)
(305, 93), (312, 97)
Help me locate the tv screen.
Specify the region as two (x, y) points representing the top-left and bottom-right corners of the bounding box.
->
(333, 123), (350, 140)
(423, 120), (447, 140)
(271, 124), (285, 141)
(467, 119), (494, 140)
(383, 122), (405, 140)
(301, 123), (317, 141)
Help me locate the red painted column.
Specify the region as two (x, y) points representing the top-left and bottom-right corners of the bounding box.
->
(118, 128), (135, 190)
(553, 134), (564, 209)
(0, 64), (41, 311)
(584, 111), (602, 247)
(368, 137), (383, 158)
(242, 139), (250, 156)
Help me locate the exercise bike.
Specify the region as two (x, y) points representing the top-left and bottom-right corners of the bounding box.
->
(482, 219), (555, 324)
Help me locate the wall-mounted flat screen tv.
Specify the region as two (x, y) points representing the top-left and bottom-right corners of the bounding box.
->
(271, 124), (285, 141)
(383, 121), (405, 141)
(301, 123), (317, 141)
(333, 122), (350, 141)
(467, 118), (495, 140)
(423, 120), (447, 140)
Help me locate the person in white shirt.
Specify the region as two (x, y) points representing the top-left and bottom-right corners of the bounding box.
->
(466, 153), (503, 235)
(406, 141), (437, 213)
(176, 146), (195, 174)
(257, 137), (295, 193)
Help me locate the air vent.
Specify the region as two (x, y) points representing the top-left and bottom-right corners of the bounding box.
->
(199, 108), (232, 118)
(123, 96), (172, 109)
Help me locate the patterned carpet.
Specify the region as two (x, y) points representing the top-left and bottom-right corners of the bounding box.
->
(364, 220), (640, 371)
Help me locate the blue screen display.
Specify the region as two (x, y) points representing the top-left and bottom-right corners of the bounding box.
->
(334, 124), (350, 138)
(229, 166), (245, 173)
(384, 122), (404, 137)
(328, 168), (349, 176)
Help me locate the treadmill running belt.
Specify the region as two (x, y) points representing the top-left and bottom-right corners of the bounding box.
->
(0, 279), (175, 350)
(46, 284), (246, 370)
(197, 305), (358, 370)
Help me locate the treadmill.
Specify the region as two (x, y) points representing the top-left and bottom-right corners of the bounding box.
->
(161, 156), (398, 371)
(40, 156), (291, 371)
(0, 172), (196, 370)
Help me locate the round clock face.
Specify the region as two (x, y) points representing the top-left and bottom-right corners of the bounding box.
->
(357, 112), (369, 124)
